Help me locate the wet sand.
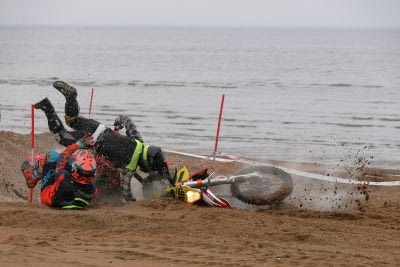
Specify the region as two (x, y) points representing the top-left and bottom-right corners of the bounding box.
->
(0, 131), (399, 266)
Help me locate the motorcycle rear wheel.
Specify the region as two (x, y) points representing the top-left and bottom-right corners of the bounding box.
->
(230, 165), (293, 206)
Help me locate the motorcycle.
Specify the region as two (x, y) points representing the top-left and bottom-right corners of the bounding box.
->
(142, 165), (294, 208)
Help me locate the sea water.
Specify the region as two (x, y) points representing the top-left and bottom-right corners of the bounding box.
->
(0, 27), (399, 168)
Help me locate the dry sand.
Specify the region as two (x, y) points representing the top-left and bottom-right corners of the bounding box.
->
(0, 131), (399, 266)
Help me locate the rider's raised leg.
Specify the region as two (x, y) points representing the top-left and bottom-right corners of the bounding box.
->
(34, 97), (64, 133)
(34, 97), (84, 146)
(53, 80), (101, 134)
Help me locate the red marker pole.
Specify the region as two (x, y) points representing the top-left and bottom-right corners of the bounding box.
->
(30, 104), (35, 204)
(88, 88), (94, 118)
(214, 94), (225, 155)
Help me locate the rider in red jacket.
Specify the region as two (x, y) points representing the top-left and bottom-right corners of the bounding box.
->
(22, 143), (97, 209)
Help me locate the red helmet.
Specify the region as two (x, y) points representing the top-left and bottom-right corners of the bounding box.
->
(71, 149), (96, 184)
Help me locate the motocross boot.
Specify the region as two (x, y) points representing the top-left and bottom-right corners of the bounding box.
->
(34, 97), (55, 114)
(46, 113), (64, 134)
(21, 160), (39, 188)
(58, 84), (81, 124)
(53, 81), (77, 99)
(34, 98), (65, 134)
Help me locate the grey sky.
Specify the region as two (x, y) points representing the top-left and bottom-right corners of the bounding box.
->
(1, 0), (399, 28)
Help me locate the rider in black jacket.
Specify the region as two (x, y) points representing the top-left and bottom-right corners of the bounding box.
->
(34, 81), (172, 201)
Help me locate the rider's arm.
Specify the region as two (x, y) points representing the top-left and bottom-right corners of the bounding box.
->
(114, 115), (143, 142)
(54, 143), (79, 175)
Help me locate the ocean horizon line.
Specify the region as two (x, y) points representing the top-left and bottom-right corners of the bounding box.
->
(1, 24), (400, 31)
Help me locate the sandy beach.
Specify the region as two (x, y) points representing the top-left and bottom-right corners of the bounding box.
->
(0, 131), (399, 266)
